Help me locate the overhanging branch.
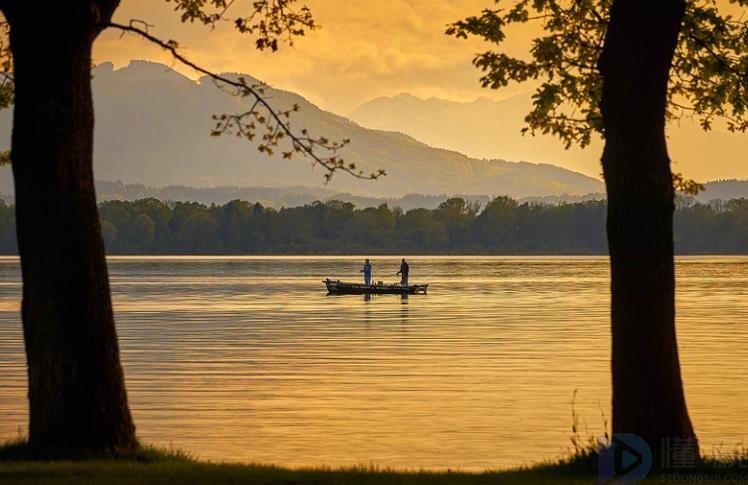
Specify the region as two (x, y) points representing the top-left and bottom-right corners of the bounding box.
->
(107, 20), (384, 182)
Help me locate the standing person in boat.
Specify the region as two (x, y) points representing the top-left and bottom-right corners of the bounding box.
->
(361, 259), (373, 286)
(397, 258), (410, 287)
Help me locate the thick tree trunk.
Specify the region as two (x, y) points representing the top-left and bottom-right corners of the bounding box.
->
(599, 0), (697, 460)
(5, 2), (136, 454)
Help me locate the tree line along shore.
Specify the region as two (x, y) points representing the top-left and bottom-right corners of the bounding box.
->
(0, 195), (746, 254)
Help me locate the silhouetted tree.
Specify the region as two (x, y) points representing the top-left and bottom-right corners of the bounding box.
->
(435, 198), (481, 249)
(0, 0), (382, 455)
(2, 2), (139, 455)
(449, 0), (748, 457)
(600, 0), (696, 457)
(474, 196), (520, 250)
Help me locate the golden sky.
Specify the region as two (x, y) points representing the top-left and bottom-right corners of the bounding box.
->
(94, 0), (748, 181)
(97, 0), (516, 113)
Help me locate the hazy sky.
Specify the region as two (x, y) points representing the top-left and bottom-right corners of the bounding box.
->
(94, 0), (747, 181)
(97, 1), (518, 113)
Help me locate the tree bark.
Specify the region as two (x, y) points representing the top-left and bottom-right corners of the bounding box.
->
(599, 0), (697, 460)
(5, 1), (136, 454)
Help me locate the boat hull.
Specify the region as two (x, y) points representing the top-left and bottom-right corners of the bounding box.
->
(324, 279), (428, 295)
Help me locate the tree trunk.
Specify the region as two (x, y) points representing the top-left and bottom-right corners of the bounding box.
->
(598, 0), (697, 461)
(5, 2), (136, 454)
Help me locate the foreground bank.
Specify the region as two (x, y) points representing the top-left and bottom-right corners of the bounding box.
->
(2, 445), (747, 485)
(0, 461), (593, 485)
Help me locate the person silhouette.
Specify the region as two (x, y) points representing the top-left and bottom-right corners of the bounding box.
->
(396, 258), (409, 286)
(360, 258), (372, 286)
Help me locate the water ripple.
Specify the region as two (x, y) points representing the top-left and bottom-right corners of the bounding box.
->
(0, 256), (746, 469)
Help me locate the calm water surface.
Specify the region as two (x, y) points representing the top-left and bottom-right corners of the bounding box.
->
(1, 256), (747, 470)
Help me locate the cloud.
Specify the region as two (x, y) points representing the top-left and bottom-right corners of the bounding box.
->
(96, 0), (504, 112)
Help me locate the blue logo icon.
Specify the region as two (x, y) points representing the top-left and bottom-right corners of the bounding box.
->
(598, 433), (652, 484)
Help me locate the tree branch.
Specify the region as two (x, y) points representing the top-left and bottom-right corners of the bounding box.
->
(106, 20), (384, 182)
(686, 32), (744, 78)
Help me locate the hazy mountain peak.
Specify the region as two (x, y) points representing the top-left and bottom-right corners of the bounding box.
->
(204, 72), (263, 87)
(393, 92), (420, 101)
(93, 60), (195, 89)
(94, 61), (115, 73)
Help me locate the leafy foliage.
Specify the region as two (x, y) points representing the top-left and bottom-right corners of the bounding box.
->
(674, 1), (748, 132)
(448, 0), (748, 149)
(448, 0), (608, 149)
(166, 0), (315, 51)
(673, 172), (706, 195)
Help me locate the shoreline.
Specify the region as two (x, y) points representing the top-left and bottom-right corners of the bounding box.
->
(2, 445), (746, 485)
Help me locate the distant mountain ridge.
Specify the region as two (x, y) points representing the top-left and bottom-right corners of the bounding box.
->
(694, 179), (748, 201)
(89, 178), (748, 206)
(88, 179), (748, 208)
(0, 60), (603, 198)
(93, 180), (494, 211)
(1, 178), (747, 209)
(351, 92), (541, 162)
(350, 92), (748, 184)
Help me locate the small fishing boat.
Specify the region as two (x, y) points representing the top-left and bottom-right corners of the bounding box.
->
(324, 278), (428, 295)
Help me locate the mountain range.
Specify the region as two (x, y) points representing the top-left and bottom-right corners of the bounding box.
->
(1, 60), (745, 205)
(0, 60), (603, 198)
(351, 92), (579, 170)
(3, 178), (744, 210)
(92, 181), (495, 211)
(349, 92), (748, 184)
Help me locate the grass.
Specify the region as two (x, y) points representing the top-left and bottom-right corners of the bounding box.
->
(4, 440), (748, 485)
(0, 438), (594, 484)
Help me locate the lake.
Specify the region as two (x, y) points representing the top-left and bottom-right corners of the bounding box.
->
(1, 256), (747, 470)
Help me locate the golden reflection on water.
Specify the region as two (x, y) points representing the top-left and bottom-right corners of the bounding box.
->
(0, 256), (747, 469)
